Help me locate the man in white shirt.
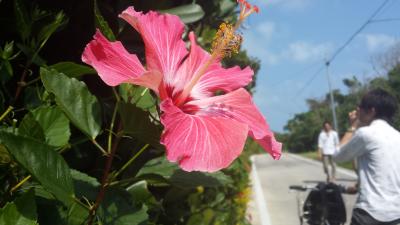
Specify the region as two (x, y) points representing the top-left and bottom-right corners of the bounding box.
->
(334, 89), (400, 225)
(318, 121), (339, 182)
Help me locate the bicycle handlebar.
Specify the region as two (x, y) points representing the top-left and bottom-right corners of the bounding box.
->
(289, 183), (350, 193)
(289, 185), (308, 191)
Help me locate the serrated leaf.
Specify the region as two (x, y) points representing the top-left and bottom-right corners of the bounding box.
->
(0, 189), (38, 225)
(18, 113), (46, 141)
(70, 169), (99, 200)
(137, 157), (178, 178)
(13, 0), (31, 42)
(36, 197), (88, 225)
(49, 62), (96, 78)
(160, 4), (205, 24)
(170, 170), (232, 189)
(0, 132), (75, 205)
(37, 11), (67, 47)
(40, 67), (101, 139)
(94, 0), (115, 41)
(119, 102), (162, 149)
(31, 106), (70, 147)
(119, 84), (156, 110)
(99, 187), (148, 225)
(16, 44), (46, 66)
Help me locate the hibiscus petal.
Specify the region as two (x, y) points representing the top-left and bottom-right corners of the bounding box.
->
(119, 7), (188, 84)
(82, 30), (152, 87)
(160, 99), (249, 172)
(187, 88), (282, 159)
(177, 32), (253, 99)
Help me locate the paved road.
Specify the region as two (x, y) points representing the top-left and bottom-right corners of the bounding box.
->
(248, 153), (358, 225)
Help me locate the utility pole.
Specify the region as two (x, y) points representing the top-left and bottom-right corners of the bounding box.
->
(325, 61), (339, 132)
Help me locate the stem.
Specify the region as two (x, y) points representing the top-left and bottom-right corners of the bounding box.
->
(112, 144), (149, 179)
(10, 175), (31, 193)
(87, 125), (122, 225)
(107, 101), (119, 154)
(0, 106), (13, 122)
(23, 76), (41, 87)
(14, 63), (30, 103)
(91, 139), (108, 156)
(73, 197), (91, 210)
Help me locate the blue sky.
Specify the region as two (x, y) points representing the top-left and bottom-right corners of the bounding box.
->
(240, 0), (400, 132)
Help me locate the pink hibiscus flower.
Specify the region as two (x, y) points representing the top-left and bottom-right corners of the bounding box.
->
(82, 3), (281, 172)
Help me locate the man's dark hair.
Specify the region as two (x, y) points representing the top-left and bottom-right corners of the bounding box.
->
(322, 121), (331, 126)
(359, 88), (398, 122)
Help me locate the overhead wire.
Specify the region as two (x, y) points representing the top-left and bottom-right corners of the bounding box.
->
(291, 0), (392, 98)
(326, 0), (391, 65)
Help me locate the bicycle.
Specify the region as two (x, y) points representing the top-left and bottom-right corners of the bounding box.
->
(289, 182), (348, 225)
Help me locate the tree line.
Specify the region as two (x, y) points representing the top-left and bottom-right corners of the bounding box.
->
(279, 44), (400, 153)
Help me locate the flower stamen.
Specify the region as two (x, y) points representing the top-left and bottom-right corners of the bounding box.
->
(211, 22), (243, 58)
(175, 1), (258, 107)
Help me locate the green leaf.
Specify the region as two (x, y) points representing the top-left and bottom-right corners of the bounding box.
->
(187, 208), (215, 225)
(18, 112), (46, 141)
(70, 169), (99, 200)
(31, 106), (70, 147)
(126, 181), (157, 206)
(170, 170), (232, 189)
(41, 67), (101, 139)
(219, 0), (237, 16)
(137, 157), (178, 178)
(35, 197), (88, 225)
(119, 102), (162, 149)
(0, 145), (11, 165)
(2, 41), (15, 59)
(13, 0), (31, 42)
(49, 62), (96, 78)
(119, 84), (156, 110)
(160, 4), (205, 24)
(94, 0), (116, 41)
(16, 44), (46, 66)
(0, 61), (14, 82)
(0, 132), (75, 205)
(37, 12), (67, 47)
(99, 188), (148, 225)
(0, 189), (38, 225)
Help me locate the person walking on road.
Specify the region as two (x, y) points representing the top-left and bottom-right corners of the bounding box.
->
(334, 88), (400, 225)
(317, 121), (339, 182)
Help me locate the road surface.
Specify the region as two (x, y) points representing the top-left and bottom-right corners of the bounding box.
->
(248, 153), (358, 225)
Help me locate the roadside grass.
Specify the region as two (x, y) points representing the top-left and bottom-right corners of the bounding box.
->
(296, 151), (354, 171)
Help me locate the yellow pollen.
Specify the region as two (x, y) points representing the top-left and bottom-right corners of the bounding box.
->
(211, 22), (243, 58)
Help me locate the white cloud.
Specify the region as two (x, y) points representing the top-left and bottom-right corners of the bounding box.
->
(364, 34), (398, 52)
(255, 21), (276, 41)
(242, 21), (280, 65)
(283, 41), (333, 63)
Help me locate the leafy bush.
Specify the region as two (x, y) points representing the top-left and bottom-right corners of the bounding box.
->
(0, 0), (262, 224)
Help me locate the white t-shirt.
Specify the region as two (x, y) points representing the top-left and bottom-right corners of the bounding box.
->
(318, 130), (339, 155)
(334, 119), (400, 222)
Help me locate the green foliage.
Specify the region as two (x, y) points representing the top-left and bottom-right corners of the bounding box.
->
(94, 0), (116, 41)
(282, 58), (400, 152)
(41, 68), (102, 139)
(49, 62), (96, 78)
(160, 4), (205, 24)
(0, 132), (75, 205)
(0, 0), (259, 224)
(0, 189), (38, 225)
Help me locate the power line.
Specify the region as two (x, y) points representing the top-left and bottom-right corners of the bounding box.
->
(293, 0), (392, 99)
(327, 0), (391, 64)
(370, 18), (400, 23)
(270, 61), (321, 88)
(292, 65), (325, 98)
